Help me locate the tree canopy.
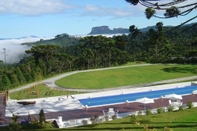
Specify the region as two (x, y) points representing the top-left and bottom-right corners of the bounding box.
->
(125, 0), (197, 24)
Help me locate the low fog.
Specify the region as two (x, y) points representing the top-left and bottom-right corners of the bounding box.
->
(0, 37), (53, 64)
(0, 34), (119, 64)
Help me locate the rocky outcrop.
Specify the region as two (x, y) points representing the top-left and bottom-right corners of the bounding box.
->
(89, 26), (129, 34)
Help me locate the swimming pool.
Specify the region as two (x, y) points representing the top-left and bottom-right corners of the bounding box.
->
(78, 85), (197, 107)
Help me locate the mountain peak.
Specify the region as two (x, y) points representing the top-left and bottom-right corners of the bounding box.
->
(88, 26), (129, 35)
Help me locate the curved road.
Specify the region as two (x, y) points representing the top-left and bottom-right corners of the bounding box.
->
(9, 64), (197, 93)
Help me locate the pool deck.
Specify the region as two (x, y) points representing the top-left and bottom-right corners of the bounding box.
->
(74, 82), (191, 100)
(1, 82), (197, 125)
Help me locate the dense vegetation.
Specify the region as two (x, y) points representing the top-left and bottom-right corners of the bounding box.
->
(0, 22), (197, 91)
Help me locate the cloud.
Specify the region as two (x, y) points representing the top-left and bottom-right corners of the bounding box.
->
(0, 37), (54, 63)
(79, 1), (197, 21)
(82, 5), (134, 17)
(0, 41), (31, 64)
(0, 0), (74, 15)
(85, 5), (100, 12)
(0, 43), (30, 64)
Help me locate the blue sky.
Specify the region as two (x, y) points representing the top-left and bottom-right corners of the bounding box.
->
(0, 0), (196, 38)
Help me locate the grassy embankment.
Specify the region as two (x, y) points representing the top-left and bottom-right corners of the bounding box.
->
(55, 64), (197, 89)
(9, 84), (83, 100)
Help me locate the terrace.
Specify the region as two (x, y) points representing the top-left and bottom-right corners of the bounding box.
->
(2, 81), (197, 128)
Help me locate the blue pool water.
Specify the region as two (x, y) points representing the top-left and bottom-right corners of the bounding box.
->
(78, 85), (197, 107)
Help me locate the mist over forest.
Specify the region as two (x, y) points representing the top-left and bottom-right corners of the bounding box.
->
(0, 37), (54, 63)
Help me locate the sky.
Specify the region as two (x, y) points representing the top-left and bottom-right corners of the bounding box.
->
(0, 0), (197, 38)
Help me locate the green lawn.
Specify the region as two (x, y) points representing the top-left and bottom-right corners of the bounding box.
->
(9, 84), (83, 100)
(55, 64), (197, 89)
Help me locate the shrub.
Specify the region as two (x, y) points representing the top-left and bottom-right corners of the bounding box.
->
(179, 105), (183, 111)
(130, 115), (137, 123)
(187, 101), (193, 109)
(168, 106), (174, 112)
(130, 115), (140, 125)
(157, 107), (163, 114)
(11, 113), (19, 123)
(146, 109), (152, 115)
(90, 115), (99, 124)
(7, 123), (21, 131)
(143, 125), (173, 131)
(143, 124), (157, 131)
(163, 127), (173, 131)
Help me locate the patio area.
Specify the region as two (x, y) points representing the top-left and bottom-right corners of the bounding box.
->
(5, 95), (85, 117)
(54, 93), (197, 128)
(2, 82), (197, 128)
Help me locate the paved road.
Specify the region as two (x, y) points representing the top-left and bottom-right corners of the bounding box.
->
(9, 64), (197, 93)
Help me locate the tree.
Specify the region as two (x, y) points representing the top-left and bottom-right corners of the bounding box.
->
(144, 22), (174, 62)
(39, 109), (46, 126)
(10, 74), (20, 88)
(129, 25), (141, 38)
(25, 45), (59, 64)
(8, 114), (21, 131)
(1, 74), (11, 90)
(80, 35), (115, 67)
(25, 45), (60, 75)
(125, 0), (197, 25)
(15, 67), (26, 85)
(81, 48), (94, 69)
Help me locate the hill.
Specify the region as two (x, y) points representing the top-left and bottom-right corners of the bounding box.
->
(20, 22), (197, 47)
(88, 25), (130, 34)
(88, 23), (196, 35)
(21, 33), (80, 47)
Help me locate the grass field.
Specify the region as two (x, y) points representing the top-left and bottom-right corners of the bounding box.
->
(9, 84), (83, 100)
(55, 64), (197, 89)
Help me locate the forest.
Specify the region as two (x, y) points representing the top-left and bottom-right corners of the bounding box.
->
(0, 22), (197, 91)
